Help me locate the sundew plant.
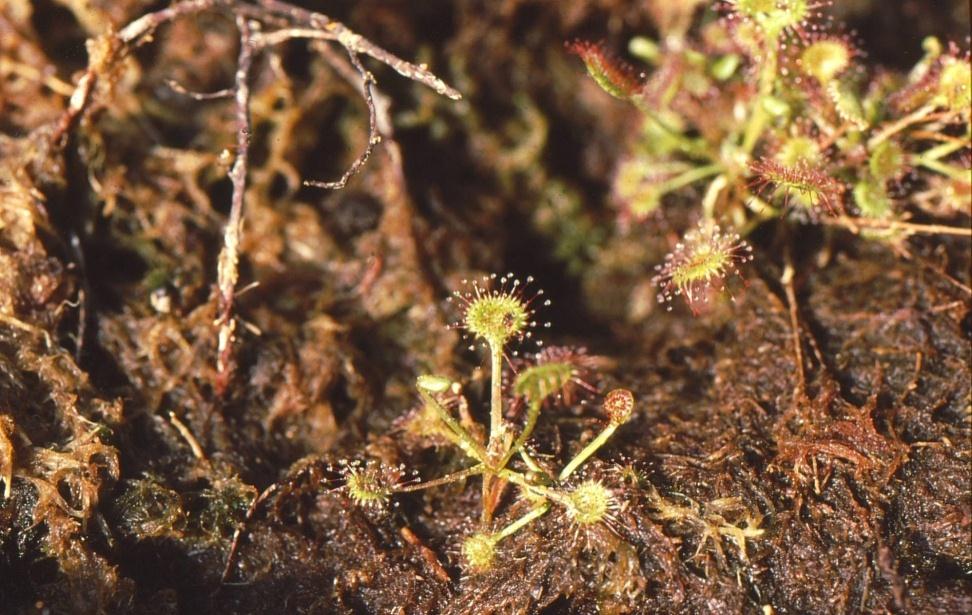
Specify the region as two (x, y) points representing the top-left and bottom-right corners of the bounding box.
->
(570, 0), (970, 314)
(308, 274), (772, 601)
(332, 274), (640, 574)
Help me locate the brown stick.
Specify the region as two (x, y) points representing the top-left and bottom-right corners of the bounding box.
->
(256, 0), (461, 100)
(303, 49), (380, 190)
(214, 16), (255, 395)
(827, 216), (972, 237)
(220, 482), (279, 584)
(400, 526), (452, 584)
(781, 257), (807, 399)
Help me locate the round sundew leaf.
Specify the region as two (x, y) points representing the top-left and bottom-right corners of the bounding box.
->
(800, 39), (852, 83)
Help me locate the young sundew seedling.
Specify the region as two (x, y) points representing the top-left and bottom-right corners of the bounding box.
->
(337, 275), (637, 574)
(571, 1), (971, 316)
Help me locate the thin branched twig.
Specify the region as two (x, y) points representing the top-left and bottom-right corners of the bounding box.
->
(302, 49), (380, 190)
(50, 0), (462, 394)
(254, 0), (461, 100)
(164, 78), (234, 100)
(220, 482), (279, 585)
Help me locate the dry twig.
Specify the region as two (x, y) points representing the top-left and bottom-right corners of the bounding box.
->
(780, 254), (807, 398)
(214, 15), (255, 395)
(827, 216), (972, 237)
(50, 0), (462, 395)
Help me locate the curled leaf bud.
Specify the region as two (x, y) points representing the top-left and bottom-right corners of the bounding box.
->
(603, 388), (635, 426)
(567, 40), (641, 100)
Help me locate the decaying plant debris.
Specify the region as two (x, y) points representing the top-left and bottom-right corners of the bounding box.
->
(0, 1), (969, 613)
